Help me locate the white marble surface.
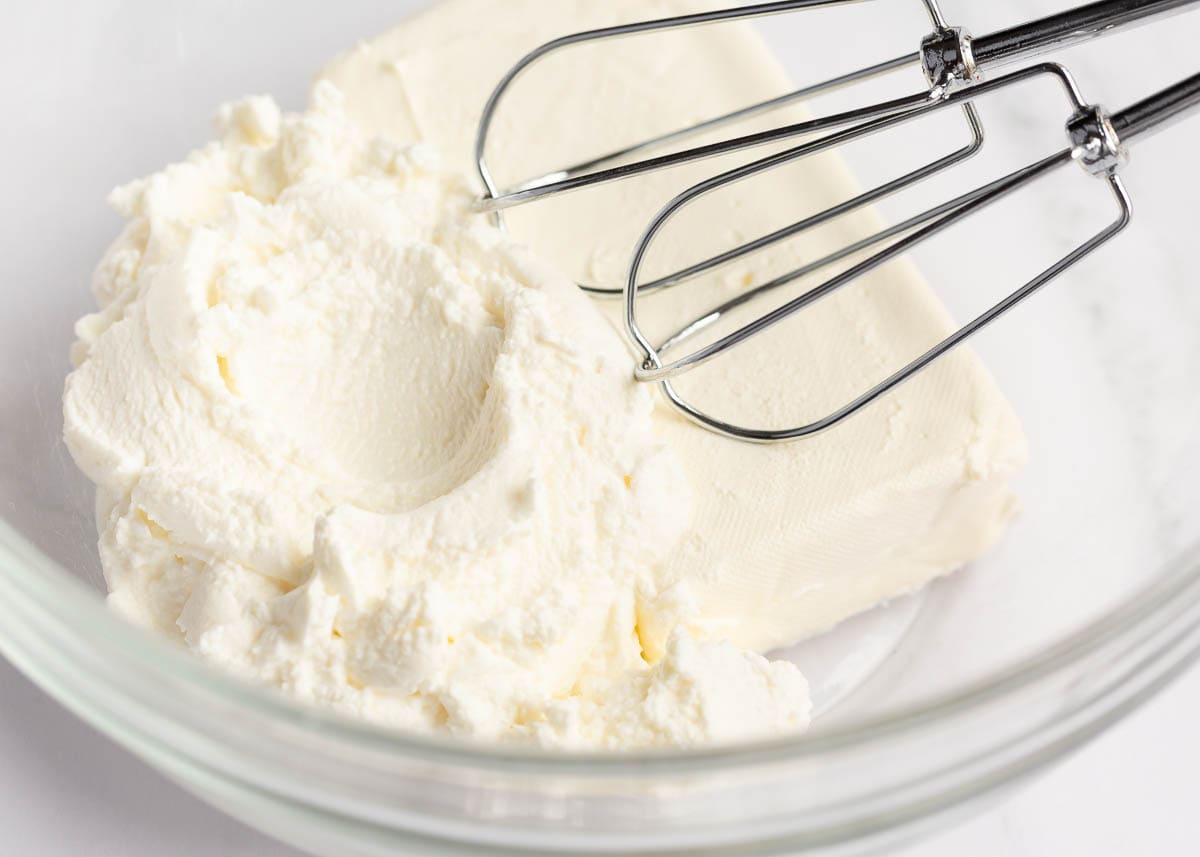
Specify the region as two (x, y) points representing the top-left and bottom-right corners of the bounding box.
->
(2, 0), (1199, 854)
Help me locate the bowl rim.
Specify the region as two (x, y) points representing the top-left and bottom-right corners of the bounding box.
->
(3, 513), (1199, 776)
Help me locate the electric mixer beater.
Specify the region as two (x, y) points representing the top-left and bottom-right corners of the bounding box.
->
(475, 0), (1200, 441)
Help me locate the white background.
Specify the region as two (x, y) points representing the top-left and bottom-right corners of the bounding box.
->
(2, 0), (1198, 854)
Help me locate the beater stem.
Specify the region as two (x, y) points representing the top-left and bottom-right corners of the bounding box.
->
(1110, 71), (1200, 139)
(972, 0), (1197, 68)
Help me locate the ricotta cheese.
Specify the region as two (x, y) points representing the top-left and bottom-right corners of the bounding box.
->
(64, 85), (809, 748)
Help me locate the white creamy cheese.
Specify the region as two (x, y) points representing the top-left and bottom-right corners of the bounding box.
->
(65, 0), (1027, 750)
(65, 85), (810, 747)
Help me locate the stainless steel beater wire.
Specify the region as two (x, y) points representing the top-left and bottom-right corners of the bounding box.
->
(655, 71), (1200, 354)
(631, 104), (983, 299)
(655, 151), (1010, 354)
(474, 0), (871, 211)
(506, 52), (917, 199)
(636, 149), (1074, 381)
(971, 0), (1199, 68)
(625, 63), (1089, 378)
(476, 0), (1199, 218)
(476, 89), (932, 213)
(659, 178), (1133, 442)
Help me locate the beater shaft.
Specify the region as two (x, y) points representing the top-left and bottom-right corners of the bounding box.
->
(971, 0), (1198, 67)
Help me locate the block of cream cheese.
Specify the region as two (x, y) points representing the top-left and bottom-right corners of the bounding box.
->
(319, 0), (1027, 654)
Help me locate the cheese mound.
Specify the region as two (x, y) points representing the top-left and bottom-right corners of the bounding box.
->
(64, 85), (811, 747)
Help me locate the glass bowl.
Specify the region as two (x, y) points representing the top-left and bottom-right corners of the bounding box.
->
(2, 1), (1200, 854)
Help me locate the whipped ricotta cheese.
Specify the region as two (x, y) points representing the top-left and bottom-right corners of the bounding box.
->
(64, 84), (810, 747)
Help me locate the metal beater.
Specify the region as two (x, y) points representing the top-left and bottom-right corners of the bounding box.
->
(474, 0), (1200, 442)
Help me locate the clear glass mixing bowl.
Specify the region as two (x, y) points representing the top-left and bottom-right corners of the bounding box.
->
(2, 1), (1199, 855)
